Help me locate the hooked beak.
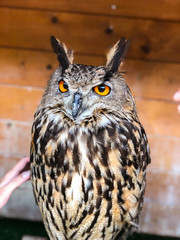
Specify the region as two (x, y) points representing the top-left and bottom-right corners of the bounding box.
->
(72, 93), (82, 119)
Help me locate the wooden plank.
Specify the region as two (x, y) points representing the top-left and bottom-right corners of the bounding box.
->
(0, 48), (180, 101)
(0, 155), (20, 178)
(0, 120), (179, 173)
(0, 121), (31, 159)
(136, 98), (180, 138)
(140, 170), (180, 236)
(0, 8), (180, 62)
(148, 136), (180, 172)
(0, 0), (180, 21)
(145, 170), (180, 206)
(0, 85), (179, 137)
(124, 60), (180, 101)
(140, 201), (180, 237)
(0, 85), (42, 122)
(0, 48), (105, 88)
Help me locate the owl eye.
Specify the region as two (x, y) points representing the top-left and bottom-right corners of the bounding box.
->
(93, 84), (110, 96)
(59, 80), (69, 93)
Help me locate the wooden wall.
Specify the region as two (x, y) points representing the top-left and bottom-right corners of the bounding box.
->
(0, 0), (180, 237)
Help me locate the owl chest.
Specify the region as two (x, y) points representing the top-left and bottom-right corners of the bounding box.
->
(31, 117), (144, 239)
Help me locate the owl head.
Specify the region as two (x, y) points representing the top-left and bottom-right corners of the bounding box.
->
(39, 36), (136, 123)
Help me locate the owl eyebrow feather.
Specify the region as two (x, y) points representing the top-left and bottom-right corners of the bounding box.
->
(103, 71), (113, 82)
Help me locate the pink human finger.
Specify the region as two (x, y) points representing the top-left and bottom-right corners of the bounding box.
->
(6, 170), (31, 192)
(177, 105), (180, 114)
(0, 170), (30, 209)
(0, 157), (30, 188)
(173, 90), (180, 101)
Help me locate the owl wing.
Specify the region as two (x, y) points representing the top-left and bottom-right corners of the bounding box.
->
(93, 119), (151, 235)
(109, 119), (150, 225)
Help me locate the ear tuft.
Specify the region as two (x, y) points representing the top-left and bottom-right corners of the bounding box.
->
(50, 36), (73, 70)
(106, 38), (129, 73)
(67, 49), (74, 64)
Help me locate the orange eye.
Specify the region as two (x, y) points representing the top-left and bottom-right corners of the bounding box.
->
(93, 84), (110, 96)
(59, 80), (68, 93)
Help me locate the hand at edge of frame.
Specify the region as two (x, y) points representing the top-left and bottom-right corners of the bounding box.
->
(0, 156), (30, 209)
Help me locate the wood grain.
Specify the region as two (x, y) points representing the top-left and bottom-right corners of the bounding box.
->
(145, 170), (180, 206)
(0, 85), (42, 122)
(0, 48), (179, 101)
(140, 201), (180, 237)
(0, 0), (180, 21)
(0, 121), (31, 158)
(136, 98), (180, 138)
(140, 170), (180, 237)
(148, 136), (180, 172)
(0, 48), (105, 88)
(0, 8), (180, 62)
(124, 60), (180, 101)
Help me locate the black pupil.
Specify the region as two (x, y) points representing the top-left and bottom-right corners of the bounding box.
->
(98, 85), (105, 92)
(63, 82), (68, 89)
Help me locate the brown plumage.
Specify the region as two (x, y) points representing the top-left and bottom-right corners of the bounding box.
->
(30, 36), (150, 240)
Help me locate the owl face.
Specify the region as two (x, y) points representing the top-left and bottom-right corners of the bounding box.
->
(39, 37), (133, 124)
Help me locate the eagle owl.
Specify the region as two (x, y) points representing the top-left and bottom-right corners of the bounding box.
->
(30, 36), (150, 240)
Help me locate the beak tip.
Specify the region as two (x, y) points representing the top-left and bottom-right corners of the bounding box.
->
(72, 111), (78, 120)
